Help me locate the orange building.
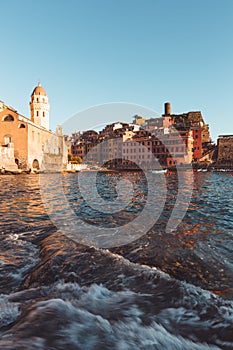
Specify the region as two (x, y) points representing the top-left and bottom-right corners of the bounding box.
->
(0, 83), (67, 171)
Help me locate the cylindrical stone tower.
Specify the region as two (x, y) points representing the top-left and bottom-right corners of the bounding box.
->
(164, 102), (171, 115)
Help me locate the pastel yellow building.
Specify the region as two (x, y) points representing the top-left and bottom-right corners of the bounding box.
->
(0, 83), (67, 172)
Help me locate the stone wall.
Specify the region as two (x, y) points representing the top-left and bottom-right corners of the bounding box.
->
(217, 135), (233, 165)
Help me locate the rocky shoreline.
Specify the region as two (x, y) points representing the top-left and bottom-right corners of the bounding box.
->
(0, 164), (233, 175)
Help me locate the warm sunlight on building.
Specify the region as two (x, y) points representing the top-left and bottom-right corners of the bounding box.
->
(0, 83), (67, 172)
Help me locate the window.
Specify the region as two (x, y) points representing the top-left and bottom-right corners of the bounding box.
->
(19, 123), (26, 128)
(3, 115), (14, 121)
(43, 111), (45, 117)
(4, 135), (12, 144)
(36, 111), (39, 117)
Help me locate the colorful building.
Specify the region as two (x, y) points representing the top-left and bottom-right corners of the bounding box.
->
(68, 102), (213, 169)
(161, 102), (211, 161)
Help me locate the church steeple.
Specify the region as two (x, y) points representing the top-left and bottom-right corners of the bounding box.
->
(30, 82), (50, 129)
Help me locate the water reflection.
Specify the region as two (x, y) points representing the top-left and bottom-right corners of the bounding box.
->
(0, 175), (50, 232)
(0, 171), (232, 297)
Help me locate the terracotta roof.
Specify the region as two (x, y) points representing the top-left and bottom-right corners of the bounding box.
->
(31, 83), (47, 96)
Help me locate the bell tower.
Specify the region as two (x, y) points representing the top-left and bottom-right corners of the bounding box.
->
(30, 82), (50, 129)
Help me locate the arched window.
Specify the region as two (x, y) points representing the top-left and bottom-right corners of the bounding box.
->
(3, 115), (14, 121)
(19, 123), (26, 128)
(32, 159), (40, 169)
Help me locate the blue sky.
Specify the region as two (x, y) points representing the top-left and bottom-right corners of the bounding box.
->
(0, 0), (232, 141)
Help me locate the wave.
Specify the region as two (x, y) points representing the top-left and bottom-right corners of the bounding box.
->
(0, 230), (232, 349)
(0, 283), (226, 350)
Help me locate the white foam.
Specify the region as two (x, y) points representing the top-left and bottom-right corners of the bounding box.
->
(1, 281), (232, 349)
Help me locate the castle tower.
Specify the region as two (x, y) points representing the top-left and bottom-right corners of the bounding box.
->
(30, 83), (50, 129)
(164, 102), (171, 115)
(162, 102), (174, 128)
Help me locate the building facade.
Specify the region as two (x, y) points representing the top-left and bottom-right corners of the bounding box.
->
(0, 83), (67, 172)
(161, 102), (211, 162)
(68, 102), (213, 169)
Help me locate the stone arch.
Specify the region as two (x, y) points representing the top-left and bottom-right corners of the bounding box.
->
(32, 159), (40, 170)
(3, 115), (14, 121)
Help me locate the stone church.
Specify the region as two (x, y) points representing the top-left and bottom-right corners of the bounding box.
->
(0, 83), (67, 172)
